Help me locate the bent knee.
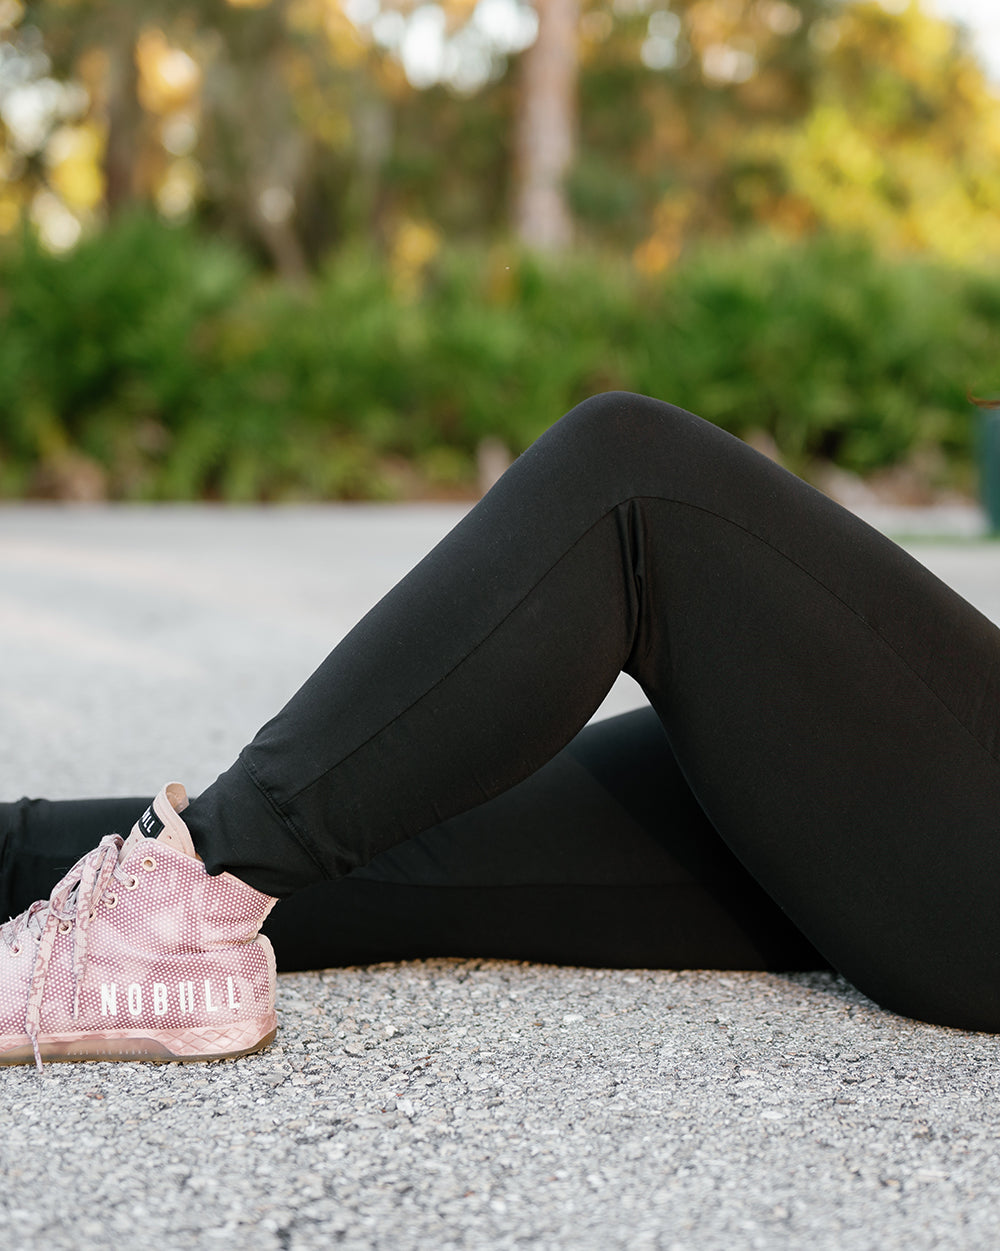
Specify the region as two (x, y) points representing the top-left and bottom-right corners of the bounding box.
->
(549, 391), (731, 482)
(556, 391), (714, 458)
(564, 391), (693, 433)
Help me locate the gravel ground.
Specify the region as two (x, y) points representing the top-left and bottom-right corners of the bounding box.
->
(2, 501), (1000, 1251)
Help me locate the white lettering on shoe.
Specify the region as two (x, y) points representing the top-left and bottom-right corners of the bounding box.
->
(97, 979), (239, 1017)
(137, 806), (165, 838)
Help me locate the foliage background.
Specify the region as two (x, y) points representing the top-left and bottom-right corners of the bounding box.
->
(2, 0), (1000, 500)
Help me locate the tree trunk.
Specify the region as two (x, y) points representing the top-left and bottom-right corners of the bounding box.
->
(103, 14), (141, 216)
(252, 208), (310, 283)
(513, 0), (579, 252)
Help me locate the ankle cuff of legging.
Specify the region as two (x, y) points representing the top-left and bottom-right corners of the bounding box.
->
(184, 756), (327, 897)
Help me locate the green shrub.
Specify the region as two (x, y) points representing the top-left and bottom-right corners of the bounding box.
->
(0, 215), (997, 499)
(639, 235), (978, 474)
(0, 212), (250, 496)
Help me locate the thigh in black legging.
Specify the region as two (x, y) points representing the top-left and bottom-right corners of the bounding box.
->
(597, 402), (1000, 1031)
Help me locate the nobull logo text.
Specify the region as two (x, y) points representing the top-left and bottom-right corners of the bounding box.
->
(100, 978), (240, 1017)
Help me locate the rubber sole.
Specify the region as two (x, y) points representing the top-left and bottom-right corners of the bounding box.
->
(0, 1018), (278, 1066)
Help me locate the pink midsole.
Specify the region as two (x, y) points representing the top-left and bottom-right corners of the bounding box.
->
(0, 1014), (278, 1064)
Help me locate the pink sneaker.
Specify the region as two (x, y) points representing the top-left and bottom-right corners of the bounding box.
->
(0, 783), (278, 1069)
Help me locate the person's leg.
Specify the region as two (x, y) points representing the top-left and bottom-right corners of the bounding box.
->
(267, 707), (827, 972)
(187, 392), (1000, 1030)
(0, 709), (827, 972)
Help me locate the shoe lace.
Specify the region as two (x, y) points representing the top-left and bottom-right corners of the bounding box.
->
(0, 834), (130, 1070)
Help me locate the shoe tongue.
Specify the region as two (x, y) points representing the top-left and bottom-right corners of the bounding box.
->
(124, 782), (197, 859)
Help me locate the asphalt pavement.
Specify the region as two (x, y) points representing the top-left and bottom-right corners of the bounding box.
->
(2, 499), (1000, 1251)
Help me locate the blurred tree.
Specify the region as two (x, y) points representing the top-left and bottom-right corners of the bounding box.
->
(513, 0), (579, 250)
(745, 0), (1000, 262)
(4, 0), (1000, 269)
(92, 6), (140, 213)
(573, 0), (838, 266)
(10, 0), (378, 272)
(579, 0), (1000, 268)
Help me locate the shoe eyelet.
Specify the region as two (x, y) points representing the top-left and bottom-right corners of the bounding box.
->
(105, 894), (118, 910)
(141, 857), (156, 872)
(9, 944), (21, 956)
(58, 922), (71, 934)
(125, 875), (139, 890)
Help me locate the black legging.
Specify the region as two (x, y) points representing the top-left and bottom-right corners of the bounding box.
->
(0, 708), (828, 974)
(5, 393), (1000, 1029)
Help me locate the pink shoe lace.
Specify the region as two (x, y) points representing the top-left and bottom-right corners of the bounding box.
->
(0, 834), (131, 1070)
